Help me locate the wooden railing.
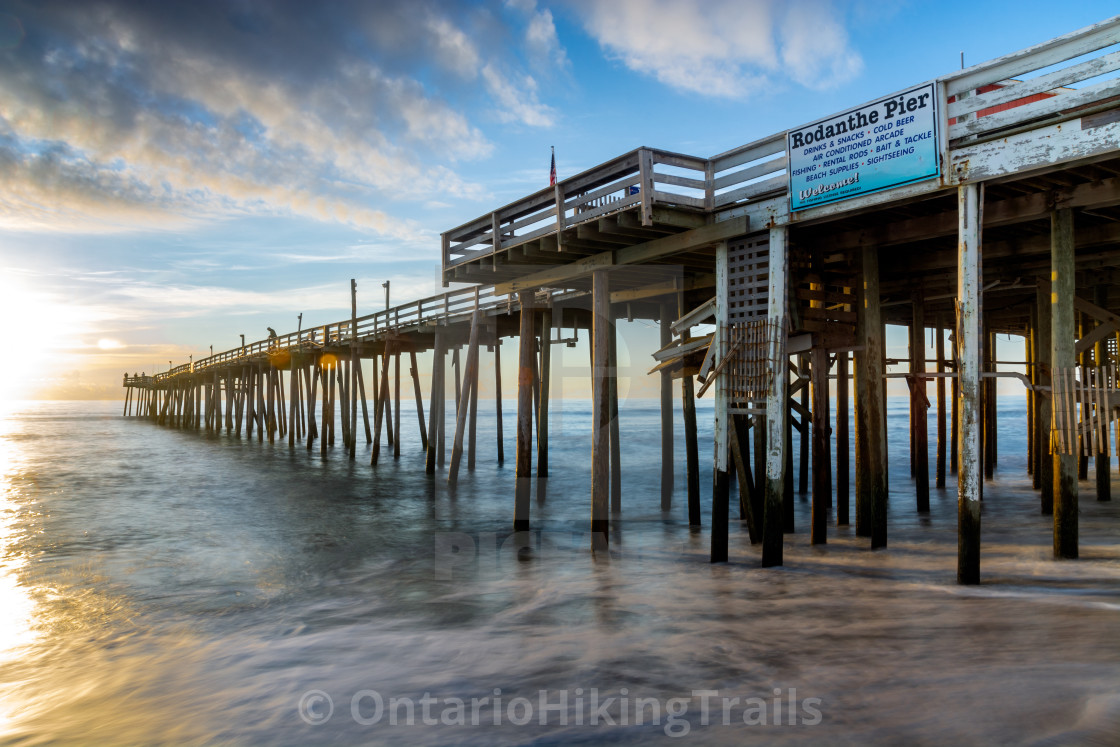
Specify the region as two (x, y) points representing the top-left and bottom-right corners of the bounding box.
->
(140, 285), (538, 385)
(442, 146), (753, 268)
(943, 15), (1120, 144)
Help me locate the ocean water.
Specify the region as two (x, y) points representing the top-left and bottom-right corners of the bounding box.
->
(0, 396), (1118, 745)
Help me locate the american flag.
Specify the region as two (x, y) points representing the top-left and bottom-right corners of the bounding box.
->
(549, 146), (556, 186)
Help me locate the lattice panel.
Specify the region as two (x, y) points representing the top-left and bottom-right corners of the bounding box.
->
(728, 237), (769, 323)
(725, 320), (779, 409)
(1051, 364), (1119, 456)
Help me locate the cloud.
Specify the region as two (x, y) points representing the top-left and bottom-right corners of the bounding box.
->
(481, 63), (555, 127)
(567, 0), (862, 98)
(0, 0), (568, 237)
(506, 0), (568, 71)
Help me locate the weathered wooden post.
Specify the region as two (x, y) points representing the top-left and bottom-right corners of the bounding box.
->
(762, 226), (788, 568)
(983, 325), (995, 481)
(957, 182), (983, 585)
(857, 242), (887, 548)
(609, 313), (622, 514)
(1051, 207), (1078, 559)
(426, 330), (445, 474)
(680, 288), (701, 526)
(591, 271), (610, 551)
(712, 240), (730, 562)
(514, 293), (535, 532)
(306, 362), (319, 450)
(449, 301), (481, 482)
(355, 357), (372, 443)
(350, 280), (359, 459)
(660, 301), (674, 511)
(913, 293), (930, 512)
(836, 350), (850, 525)
(538, 309), (551, 478)
(1093, 285), (1111, 502)
(810, 344), (830, 544)
(494, 341), (504, 465)
(410, 350), (427, 451)
(394, 352), (402, 459)
(1028, 315), (1037, 482)
(798, 353), (810, 495)
(935, 319), (947, 489)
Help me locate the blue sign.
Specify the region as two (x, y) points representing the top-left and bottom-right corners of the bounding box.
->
(787, 82), (940, 211)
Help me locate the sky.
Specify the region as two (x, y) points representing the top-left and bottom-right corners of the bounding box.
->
(0, 0), (1116, 400)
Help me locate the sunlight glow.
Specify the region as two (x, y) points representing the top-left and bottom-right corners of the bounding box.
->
(0, 279), (74, 400)
(96, 338), (123, 350)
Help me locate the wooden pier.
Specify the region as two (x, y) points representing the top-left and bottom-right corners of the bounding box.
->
(125, 17), (1120, 584)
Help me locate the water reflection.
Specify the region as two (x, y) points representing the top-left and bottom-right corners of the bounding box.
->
(0, 405), (40, 735)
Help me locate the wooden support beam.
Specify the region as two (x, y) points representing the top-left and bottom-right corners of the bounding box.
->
(449, 302), (481, 482)
(957, 182), (983, 585)
(426, 330), (445, 474)
(1036, 289), (1054, 511)
(356, 358), (372, 443)
(410, 351), (427, 451)
(762, 226), (788, 568)
(609, 313), (621, 514)
(836, 350), (850, 525)
(810, 345), (830, 545)
(1051, 207), (1079, 559)
(660, 302), (674, 511)
(798, 353), (810, 496)
(371, 354), (390, 465)
(712, 241), (730, 562)
(350, 279), (358, 460)
(591, 271), (610, 551)
(858, 242), (888, 549)
(936, 320), (947, 489)
(914, 293), (930, 512)
(289, 359), (298, 448)
(494, 342), (504, 465)
(514, 294), (534, 531)
(681, 290), (701, 527)
(1094, 285), (1111, 502)
(395, 352), (402, 460)
(538, 310), (552, 479)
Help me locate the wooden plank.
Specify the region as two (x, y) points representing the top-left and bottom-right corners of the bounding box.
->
(944, 16), (1120, 97)
(713, 154), (789, 191)
(671, 298), (717, 335)
(709, 133), (786, 174)
(950, 77), (1120, 140)
(654, 172), (706, 190)
(950, 117), (1120, 184)
(949, 49), (1120, 119)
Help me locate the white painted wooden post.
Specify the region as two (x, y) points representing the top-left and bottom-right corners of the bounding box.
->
(957, 181), (983, 584)
(712, 240), (730, 562)
(762, 226), (788, 568)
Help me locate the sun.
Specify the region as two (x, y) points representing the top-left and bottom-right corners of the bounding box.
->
(0, 278), (69, 401)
